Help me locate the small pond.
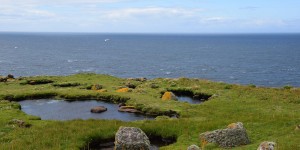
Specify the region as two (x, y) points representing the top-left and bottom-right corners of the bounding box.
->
(176, 96), (203, 104)
(19, 99), (153, 121)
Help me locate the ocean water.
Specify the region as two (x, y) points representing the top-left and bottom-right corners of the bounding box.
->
(0, 32), (299, 87)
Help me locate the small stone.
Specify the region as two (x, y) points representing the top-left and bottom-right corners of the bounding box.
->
(90, 106), (107, 113)
(115, 126), (150, 150)
(118, 106), (141, 113)
(187, 144), (201, 150)
(257, 141), (276, 150)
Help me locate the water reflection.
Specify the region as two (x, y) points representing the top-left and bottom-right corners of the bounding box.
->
(19, 99), (153, 121)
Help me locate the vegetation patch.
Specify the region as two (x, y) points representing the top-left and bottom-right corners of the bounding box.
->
(0, 74), (299, 149)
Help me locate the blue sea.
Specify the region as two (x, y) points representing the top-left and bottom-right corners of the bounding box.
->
(0, 32), (299, 87)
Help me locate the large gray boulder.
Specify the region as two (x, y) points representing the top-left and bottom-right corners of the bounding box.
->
(199, 122), (250, 148)
(115, 126), (150, 150)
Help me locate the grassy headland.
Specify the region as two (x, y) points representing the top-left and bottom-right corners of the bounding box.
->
(0, 73), (299, 149)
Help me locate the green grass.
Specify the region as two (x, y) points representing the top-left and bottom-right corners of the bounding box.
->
(0, 73), (299, 149)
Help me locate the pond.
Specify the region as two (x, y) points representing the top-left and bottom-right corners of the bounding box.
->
(176, 96), (203, 104)
(19, 99), (153, 121)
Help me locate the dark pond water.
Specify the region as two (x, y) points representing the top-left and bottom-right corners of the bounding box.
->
(176, 96), (203, 104)
(87, 136), (176, 150)
(19, 99), (153, 121)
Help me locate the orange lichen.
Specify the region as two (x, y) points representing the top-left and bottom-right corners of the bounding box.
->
(227, 123), (238, 129)
(162, 92), (176, 100)
(201, 137), (208, 149)
(116, 88), (130, 93)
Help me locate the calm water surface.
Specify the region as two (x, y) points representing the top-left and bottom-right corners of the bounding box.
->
(19, 99), (153, 121)
(1, 33), (300, 87)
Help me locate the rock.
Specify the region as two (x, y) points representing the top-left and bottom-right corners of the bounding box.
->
(7, 74), (14, 79)
(162, 92), (178, 100)
(115, 126), (150, 150)
(91, 84), (103, 90)
(199, 122), (250, 148)
(187, 144), (201, 150)
(0, 76), (7, 82)
(90, 106), (107, 113)
(118, 103), (126, 107)
(125, 82), (136, 89)
(118, 106), (141, 113)
(9, 119), (31, 128)
(257, 141), (276, 150)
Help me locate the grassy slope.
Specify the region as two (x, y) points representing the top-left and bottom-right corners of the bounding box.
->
(0, 73), (299, 149)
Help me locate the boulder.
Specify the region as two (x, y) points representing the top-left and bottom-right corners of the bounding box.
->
(125, 82), (136, 89)
(187, 144), (201, 150)
(115, 126), (150, 150)
(162, 92), (178, 100)
(7, 74), (14, 79)
(90, 106), (107, 113)
(118, 106), (141, 113)
(9, 119), (31, 128)
(199, 122), (250, 148)
(257, 141), (276, 150)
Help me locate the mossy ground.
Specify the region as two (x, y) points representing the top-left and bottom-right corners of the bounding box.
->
(0, 73), (299, 149)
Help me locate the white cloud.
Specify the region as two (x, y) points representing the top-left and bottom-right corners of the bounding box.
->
(101, 7), (204, 20)
(0, 0), (124, 5)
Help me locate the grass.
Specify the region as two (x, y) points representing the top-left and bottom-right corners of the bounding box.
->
(0, 73), (299, 149)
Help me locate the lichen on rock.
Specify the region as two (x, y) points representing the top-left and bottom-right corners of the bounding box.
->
(162, 92), (178, 101)
(115, 126), (150, 150)
(199, 122), (250, 148)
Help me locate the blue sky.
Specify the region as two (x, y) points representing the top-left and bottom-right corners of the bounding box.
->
(0, 0), (299, 33)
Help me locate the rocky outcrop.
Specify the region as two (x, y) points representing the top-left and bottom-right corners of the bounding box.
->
(118, 106), (141, 113)
(199, 122), (250, 148)
(9, 119), (31, 128)
(90, 106), (107, 113)
(257, 141), (276, 150)
(162, 92), (178, 101)
(187, 144), (201, 150)
(115, 126), (150, 150)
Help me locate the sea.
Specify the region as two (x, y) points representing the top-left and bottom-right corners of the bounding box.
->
(0, 32), (300, 87)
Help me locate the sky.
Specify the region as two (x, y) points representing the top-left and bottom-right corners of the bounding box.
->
(0, 0), (300, 33)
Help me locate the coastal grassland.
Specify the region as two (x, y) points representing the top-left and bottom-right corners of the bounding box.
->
(0, 73), (299, 149)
